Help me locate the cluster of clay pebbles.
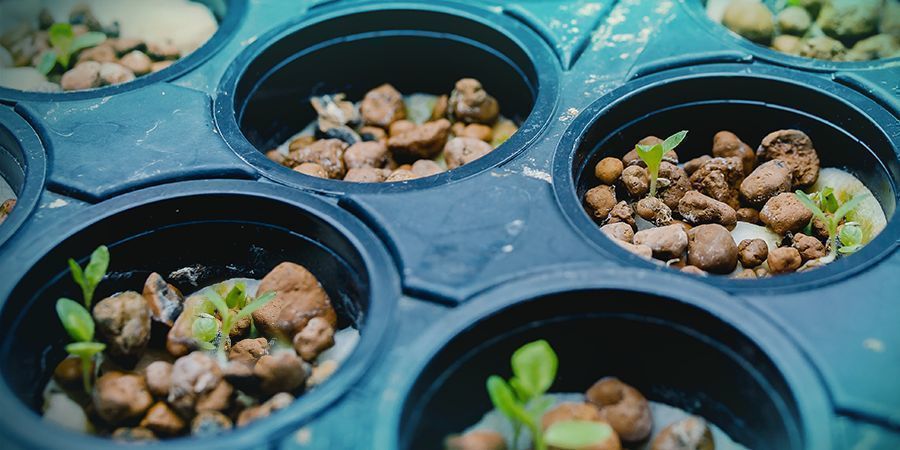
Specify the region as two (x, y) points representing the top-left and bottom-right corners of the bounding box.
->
(266, 78), (519, 183)
(43, 262), (357, 441)
(708, 0), (900, 61)
(584, 129), (887, 278)
(0, 0), (219, 92)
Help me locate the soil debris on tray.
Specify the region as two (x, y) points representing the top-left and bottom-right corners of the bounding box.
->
(41, 246), (358, 439)
(583, 129), (887, 278)
(445, 340), (746, 450)
(0, 0), (219, 92)
(708, 0), (900, 61)
(266, 78), (520, 183)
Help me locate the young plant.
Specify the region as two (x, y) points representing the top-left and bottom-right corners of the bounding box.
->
(635, 130), (688, 197)
(197, 286), (277, 356)
(795, 190), (869, 257)
(485, 340), (612, 450)
(37, 23), (107, 75)
(55, 298), (106, 393)
(67, 245), (109, 308)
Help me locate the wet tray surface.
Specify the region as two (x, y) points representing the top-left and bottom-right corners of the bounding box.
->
(0, 0), (897, 449)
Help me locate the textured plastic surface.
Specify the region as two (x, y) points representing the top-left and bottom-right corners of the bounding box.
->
(0, 0), (896, 449)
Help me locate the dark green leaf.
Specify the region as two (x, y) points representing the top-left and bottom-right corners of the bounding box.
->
(224, 283), (246, 309)
(794, 191), (827, 223)
(486, 375), (530, 425)
(544, 420), (613, 449)
(236, 291), (277, 320)
(65, 341), (105, 358)
(661, 130), (688, 153)
(56, 298), (94, 342)
(71, 32), (106, 52)
(510, 339), (557, 400)
(37, 50), (57, 75)
(821, 187), (839, 214)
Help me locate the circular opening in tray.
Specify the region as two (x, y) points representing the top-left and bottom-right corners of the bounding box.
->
(686, 0), (900, 71)
(0, 180), (399, 450)
(554, 64), (899, 292)
(215, 2), (558, 195)
(393, 274), (832, 450)
(0, 107), (45, 248)
(0, 0), (246, 102)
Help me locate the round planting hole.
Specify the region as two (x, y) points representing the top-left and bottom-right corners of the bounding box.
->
(554, 64), (899, 291)
(0, 180), (399, 450)
(0, 107), (45, 248)
(392, 273), (832, 450)
(216, 2), (558, 194)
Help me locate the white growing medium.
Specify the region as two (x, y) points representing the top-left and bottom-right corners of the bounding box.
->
(0, 175), (14, 203)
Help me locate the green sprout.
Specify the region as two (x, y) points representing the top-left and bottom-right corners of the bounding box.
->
(56, 298), (105, 393)
(191, 313), (219, 351)
(37, 23), (106, 75)
(196, 286), (276, 356)
(635, 130), (687, 198)
(67, 245), (109, 309)
(795, 190), (869, 258)
(485, 340), (611, 450)
(838, 222), (864, 255)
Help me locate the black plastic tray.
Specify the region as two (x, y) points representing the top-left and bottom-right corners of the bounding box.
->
(0, 0), (897, 449)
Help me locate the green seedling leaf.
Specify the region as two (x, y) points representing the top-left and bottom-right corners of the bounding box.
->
(839, 222), (863, 247)
(84, 246), (109, 293)
(510, 339), (557, 400)
(833, 193), (869, 224)
(486, 375), (531, 425)
(192, 313), (219, 344)
(65, 341), (106, 358)
(204, 288), (230, 318)
(838, 244), (863, 255)
(661, 130), (688, 153)
(794, 191), (828, 223)
(48, 23), (75, 68)
(56, 298), (94, 342)
(544, 420), (614, 449)
(235, 291), (277, 321)
(821, 187), (839, 214)
(37, 50), (57, 75)
(224, 283), (246, 309)
(635, 143), (663, 170)
(71, 32), (106, 52)
(68, 258), (86, 292)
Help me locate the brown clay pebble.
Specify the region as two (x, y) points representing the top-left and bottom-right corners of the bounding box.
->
(793, 233), (827, 261)
(601, 222), (634, 243)
(389, 120), (416, 137)
(586, 377), (652, 442)
(657, 162), (693, 210)
(93, 291), (151, 359)
(740, 159), (793, 207)
(768, 247), (803, 273)
(236, 392), (294, 427)
(53, 356), (91, 390)
(621, 165), (650, 198)
(677, 190), (737, 228)
(737, 239), (769, 268)
(292, 317), (335, 361)
(635, 196), (673, 226)
(93, 372), (154, 425)
(616, 241), (653, 259)
(77, 44), (117, 64)
(686, 224), (738, 274)
(359, 126), (386, 142)
(291, 139), (347, 179)
(736, 207), (759, 224)
(142, 272), (184, 327)
(253, 262), (335, 339)
(459, 123), (493, 142)
(191, 411), (233, 437)
(344, 167), (388, 183)
(167, 352), (223, 415)
(140, 402), (186, 436)
(651, 416), (714, 450)
(633, 224), (688, 260)
(228, 337), (269, 367)
(344, 141), (389, 169)
(145, 361), (173, 398)
(606, 201), (636, 229)
(443, 136), (494, 170)
(689, 157), (745, 210)
(112, 427), (157, 442)
(444, 430), (509, 450)
(254, 352), (308, 396)
(595, 157), (624, 185)
(759, 192), (813, 235)
(734, 268), (758, 279)
(681, 265), (708, 276)
(293, 162), (328, 178)
(449, 78), (500, 124)
(99, 62), (135, 85)
(166, 294), (212, 357)
(712, 131), (756, 175)
(389, 119), (452, 161)
(683, 155), (712, 176)
(360, 83), (406, 127)
(585, 185), (617, 221)
(386, 169), (417, 182)
(541, 403), (621, 450)
(431, 95), (449, 121)
(194, 379), (233, 413)
(757, 129), (820, 188)
(61, 61), (102, 91)
(411, 159), (445, 178)
(119, 50), (152, 75)
(151, 60), (174, 73)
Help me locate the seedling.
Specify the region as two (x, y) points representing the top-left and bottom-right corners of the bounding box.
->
(635, 130), (688, 197)
(37, 23), (107, 75)
(485, 340), (612, 450)
(795, 190), (869, 258)
(196, 285), (276, 356)
(56, 298), (105, 393)
(67, 245), (109, 308)
(838, 222), (863, 255)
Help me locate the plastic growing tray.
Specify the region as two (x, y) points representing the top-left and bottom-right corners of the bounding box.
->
(0, 1), (897, 449)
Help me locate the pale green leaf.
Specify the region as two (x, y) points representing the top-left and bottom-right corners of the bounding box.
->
(37, 50), (57, 75)
(544, 420), (613, 449)
(71, 32), (106, 52)
(510, 339), (557, 400)
(56, 298), (94, 342)
(65, 341), (105, 357)
(661, 130), (688, 153)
